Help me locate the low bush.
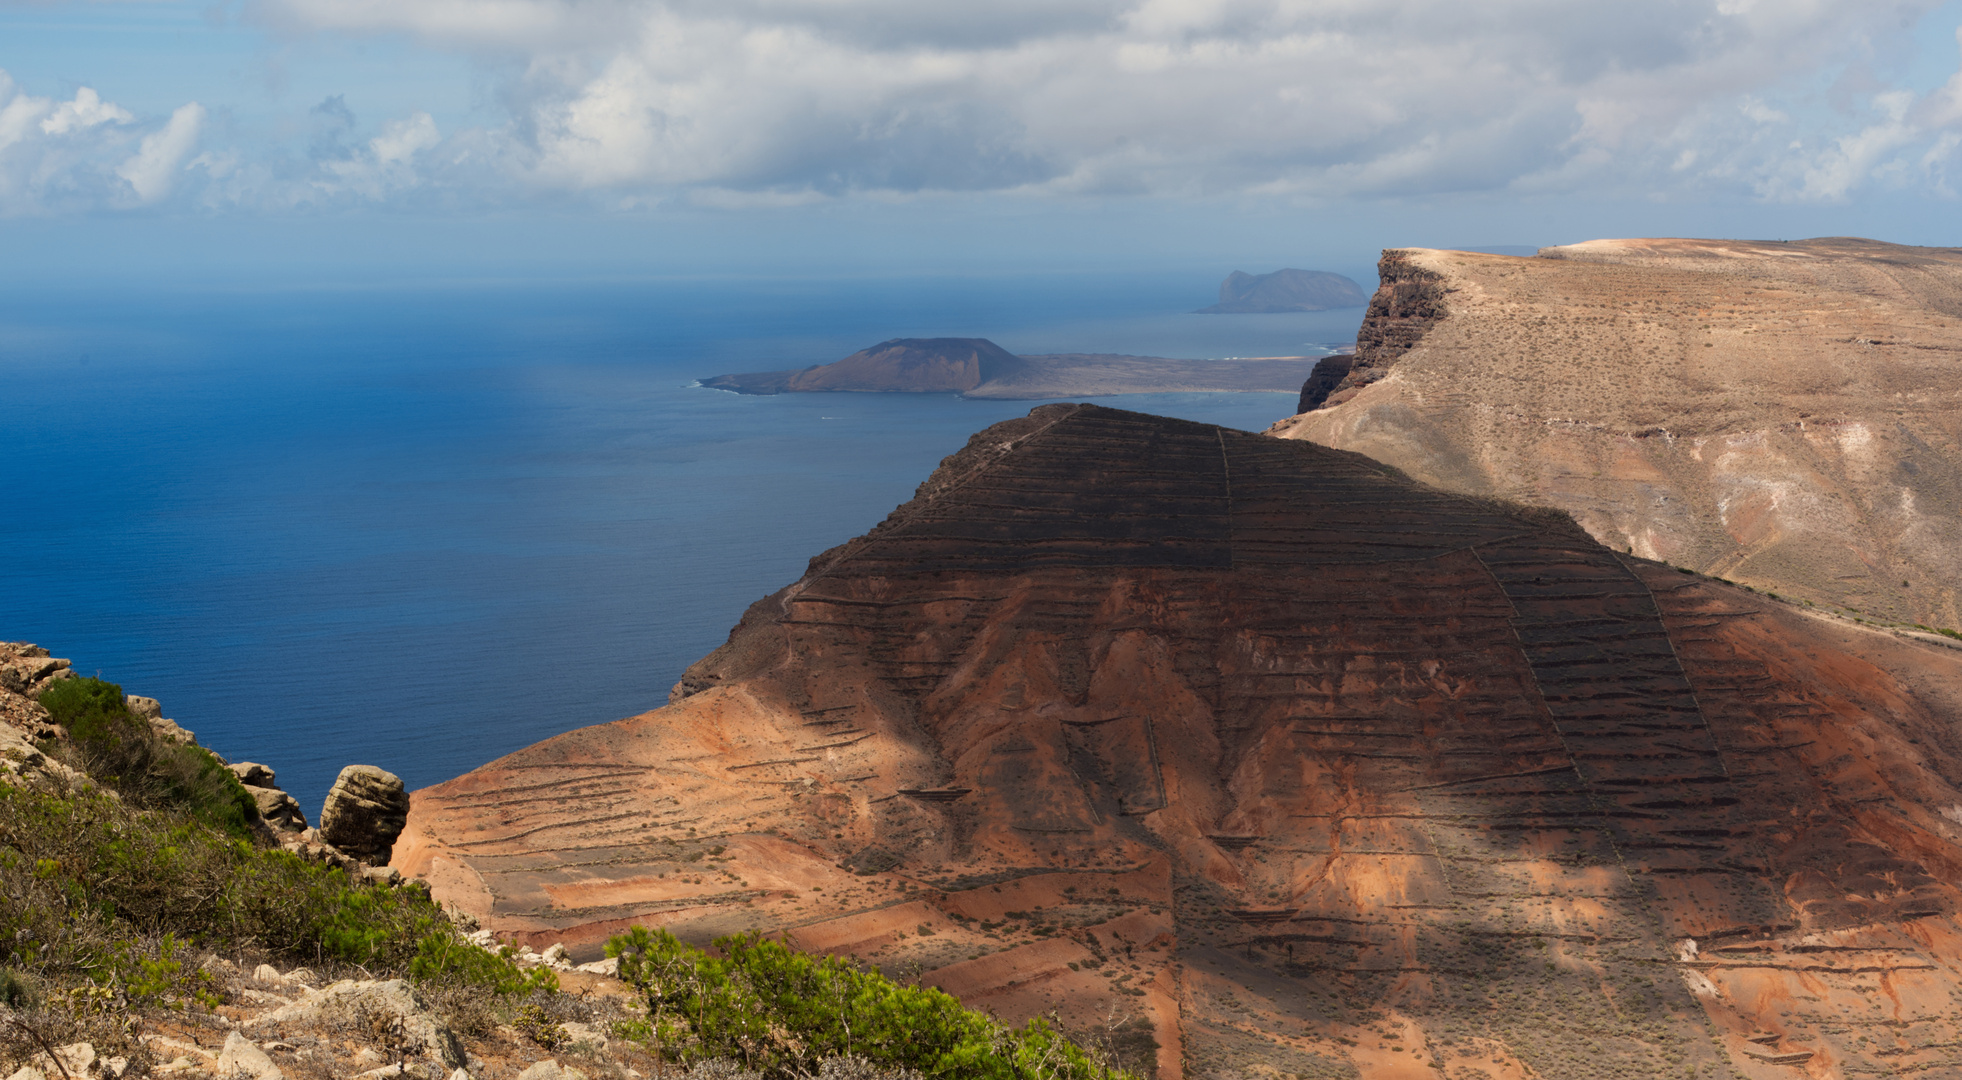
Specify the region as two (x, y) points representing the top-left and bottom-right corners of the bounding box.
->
(0, 771), (548, 1012)
(607, 926), (1133, 1080)
(38, 677), (256, 837)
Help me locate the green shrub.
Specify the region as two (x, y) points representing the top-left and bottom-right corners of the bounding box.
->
(607, 927), (1131, 1080)
(0, 779), (542, 1005)
(37, 677), (256, 837)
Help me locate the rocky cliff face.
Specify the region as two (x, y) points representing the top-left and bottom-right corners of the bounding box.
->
(1272, 238), (1962, 629)
(397, 405), (1962, 1080)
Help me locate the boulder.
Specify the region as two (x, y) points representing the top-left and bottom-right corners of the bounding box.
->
(214, 1032), (283, 1080)
(515, 1062), (587, 1080)
(249, 979), (462, 1067)
(0, 725), (92, 790)
(229, 762), (276, 787)
(318, 765), (410, 865)
(0, 651), (68, 696)
(246, 784), (308, 832)
(146, 716), (195, 745)
(125, 695), (163, 720)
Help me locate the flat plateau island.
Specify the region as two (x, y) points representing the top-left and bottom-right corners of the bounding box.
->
(699, 337), (1326, 399)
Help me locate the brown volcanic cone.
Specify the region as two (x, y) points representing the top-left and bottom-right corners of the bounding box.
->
(1271, 238), (1962, 629)
(398, 405), (1962, 1080)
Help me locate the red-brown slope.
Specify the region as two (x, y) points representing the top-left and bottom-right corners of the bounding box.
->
(398, 405), (1962, 1080)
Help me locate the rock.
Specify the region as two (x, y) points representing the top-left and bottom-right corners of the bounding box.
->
(573, 956), (618, 976)
(229, 762), (276, 787)
(515, 1062), (587, 1080)
(5, 1068), (47, 1080)
(352, 1066), (405, 1079)
(246, 785), (308, 832)
(26, 1044), (96, 1079)
(558, 1022), (607, 1051)
(283, 967), (318, 985)
(318, 765), (410, 865)
(361, 864), (404, 886)
(146, 716), (195, 745)
(252, 963), (284, 983)
(1294, 353), (1354, 413)
(125, 695), (162, 720)
(0, 725), (91, 789)
(250, 978), (462, 1067)
(541, 943), (570, 968)
(214, 1032), (282, 1080)
(0, 653), (68, 696)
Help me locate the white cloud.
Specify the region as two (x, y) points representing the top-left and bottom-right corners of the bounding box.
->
(1798, 91), (1918, 200)
(116, 102), (206, 204)
(314, 110), (442, 198)
(242, 0), (1962, 204)
(14, 2), (1962, 213)
(41, 87), (134, 136)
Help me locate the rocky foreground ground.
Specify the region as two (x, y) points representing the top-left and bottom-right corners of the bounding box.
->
(0, 642), (666, 1080)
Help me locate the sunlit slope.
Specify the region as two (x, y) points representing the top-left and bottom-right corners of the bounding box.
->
(1272, 238), (1962, 629)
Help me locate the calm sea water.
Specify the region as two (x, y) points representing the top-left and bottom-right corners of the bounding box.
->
(0, 272), (1362, 817)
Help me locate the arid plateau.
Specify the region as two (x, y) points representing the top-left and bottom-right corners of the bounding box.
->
(1272, 238), (1962, 630)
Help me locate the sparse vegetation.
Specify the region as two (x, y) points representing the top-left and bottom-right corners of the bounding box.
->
(608, 926), (1136, 1079)
(38, 676), (257, 836)
(0, 672), (559, 1067)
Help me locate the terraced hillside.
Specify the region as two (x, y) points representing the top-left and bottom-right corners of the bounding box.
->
(1271, 238), (1962, 630)
(396, 405), (1962, 1080)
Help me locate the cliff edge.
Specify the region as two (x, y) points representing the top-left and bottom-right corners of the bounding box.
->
(1271, 237), (1962, 628)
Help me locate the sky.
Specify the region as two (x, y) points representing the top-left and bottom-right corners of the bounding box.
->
(5, 0), (1962, 283)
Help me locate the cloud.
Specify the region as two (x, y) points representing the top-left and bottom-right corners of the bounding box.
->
(116, 102), (206, 204)
(239, 0), (1962, 205)
(14, 2), (1962, 213)
(315, 110), (442, 198)
(41, 87), (134, 137)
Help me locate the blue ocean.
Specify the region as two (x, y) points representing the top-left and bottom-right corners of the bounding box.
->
(0, 272), (1363, 817)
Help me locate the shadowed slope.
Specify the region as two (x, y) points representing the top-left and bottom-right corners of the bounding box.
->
(398, 405), (1962, 1080)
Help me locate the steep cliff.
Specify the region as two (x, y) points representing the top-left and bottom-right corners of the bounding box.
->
(1273, 238), (1962, 628)
(398, 405), (1962, 1080)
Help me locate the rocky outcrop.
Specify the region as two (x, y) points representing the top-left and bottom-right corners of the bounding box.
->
(1293, 352), (1353, 412)
(232, 762), (309, 833)
(1195, 268), (1368, 313)
(399, 405), (1962, 1080)
(702, 338), (1316, 399)
(320, 765), (411, 865)
(1309, 249), (1447, 406)
(1273, 237), (1962, 628)
(0, 643), (71, 716)
(250, 978), (464, 1068)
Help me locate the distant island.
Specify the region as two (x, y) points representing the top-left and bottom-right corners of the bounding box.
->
(1195, 268), (1367, 312)
(699, 337), (1317, 399)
